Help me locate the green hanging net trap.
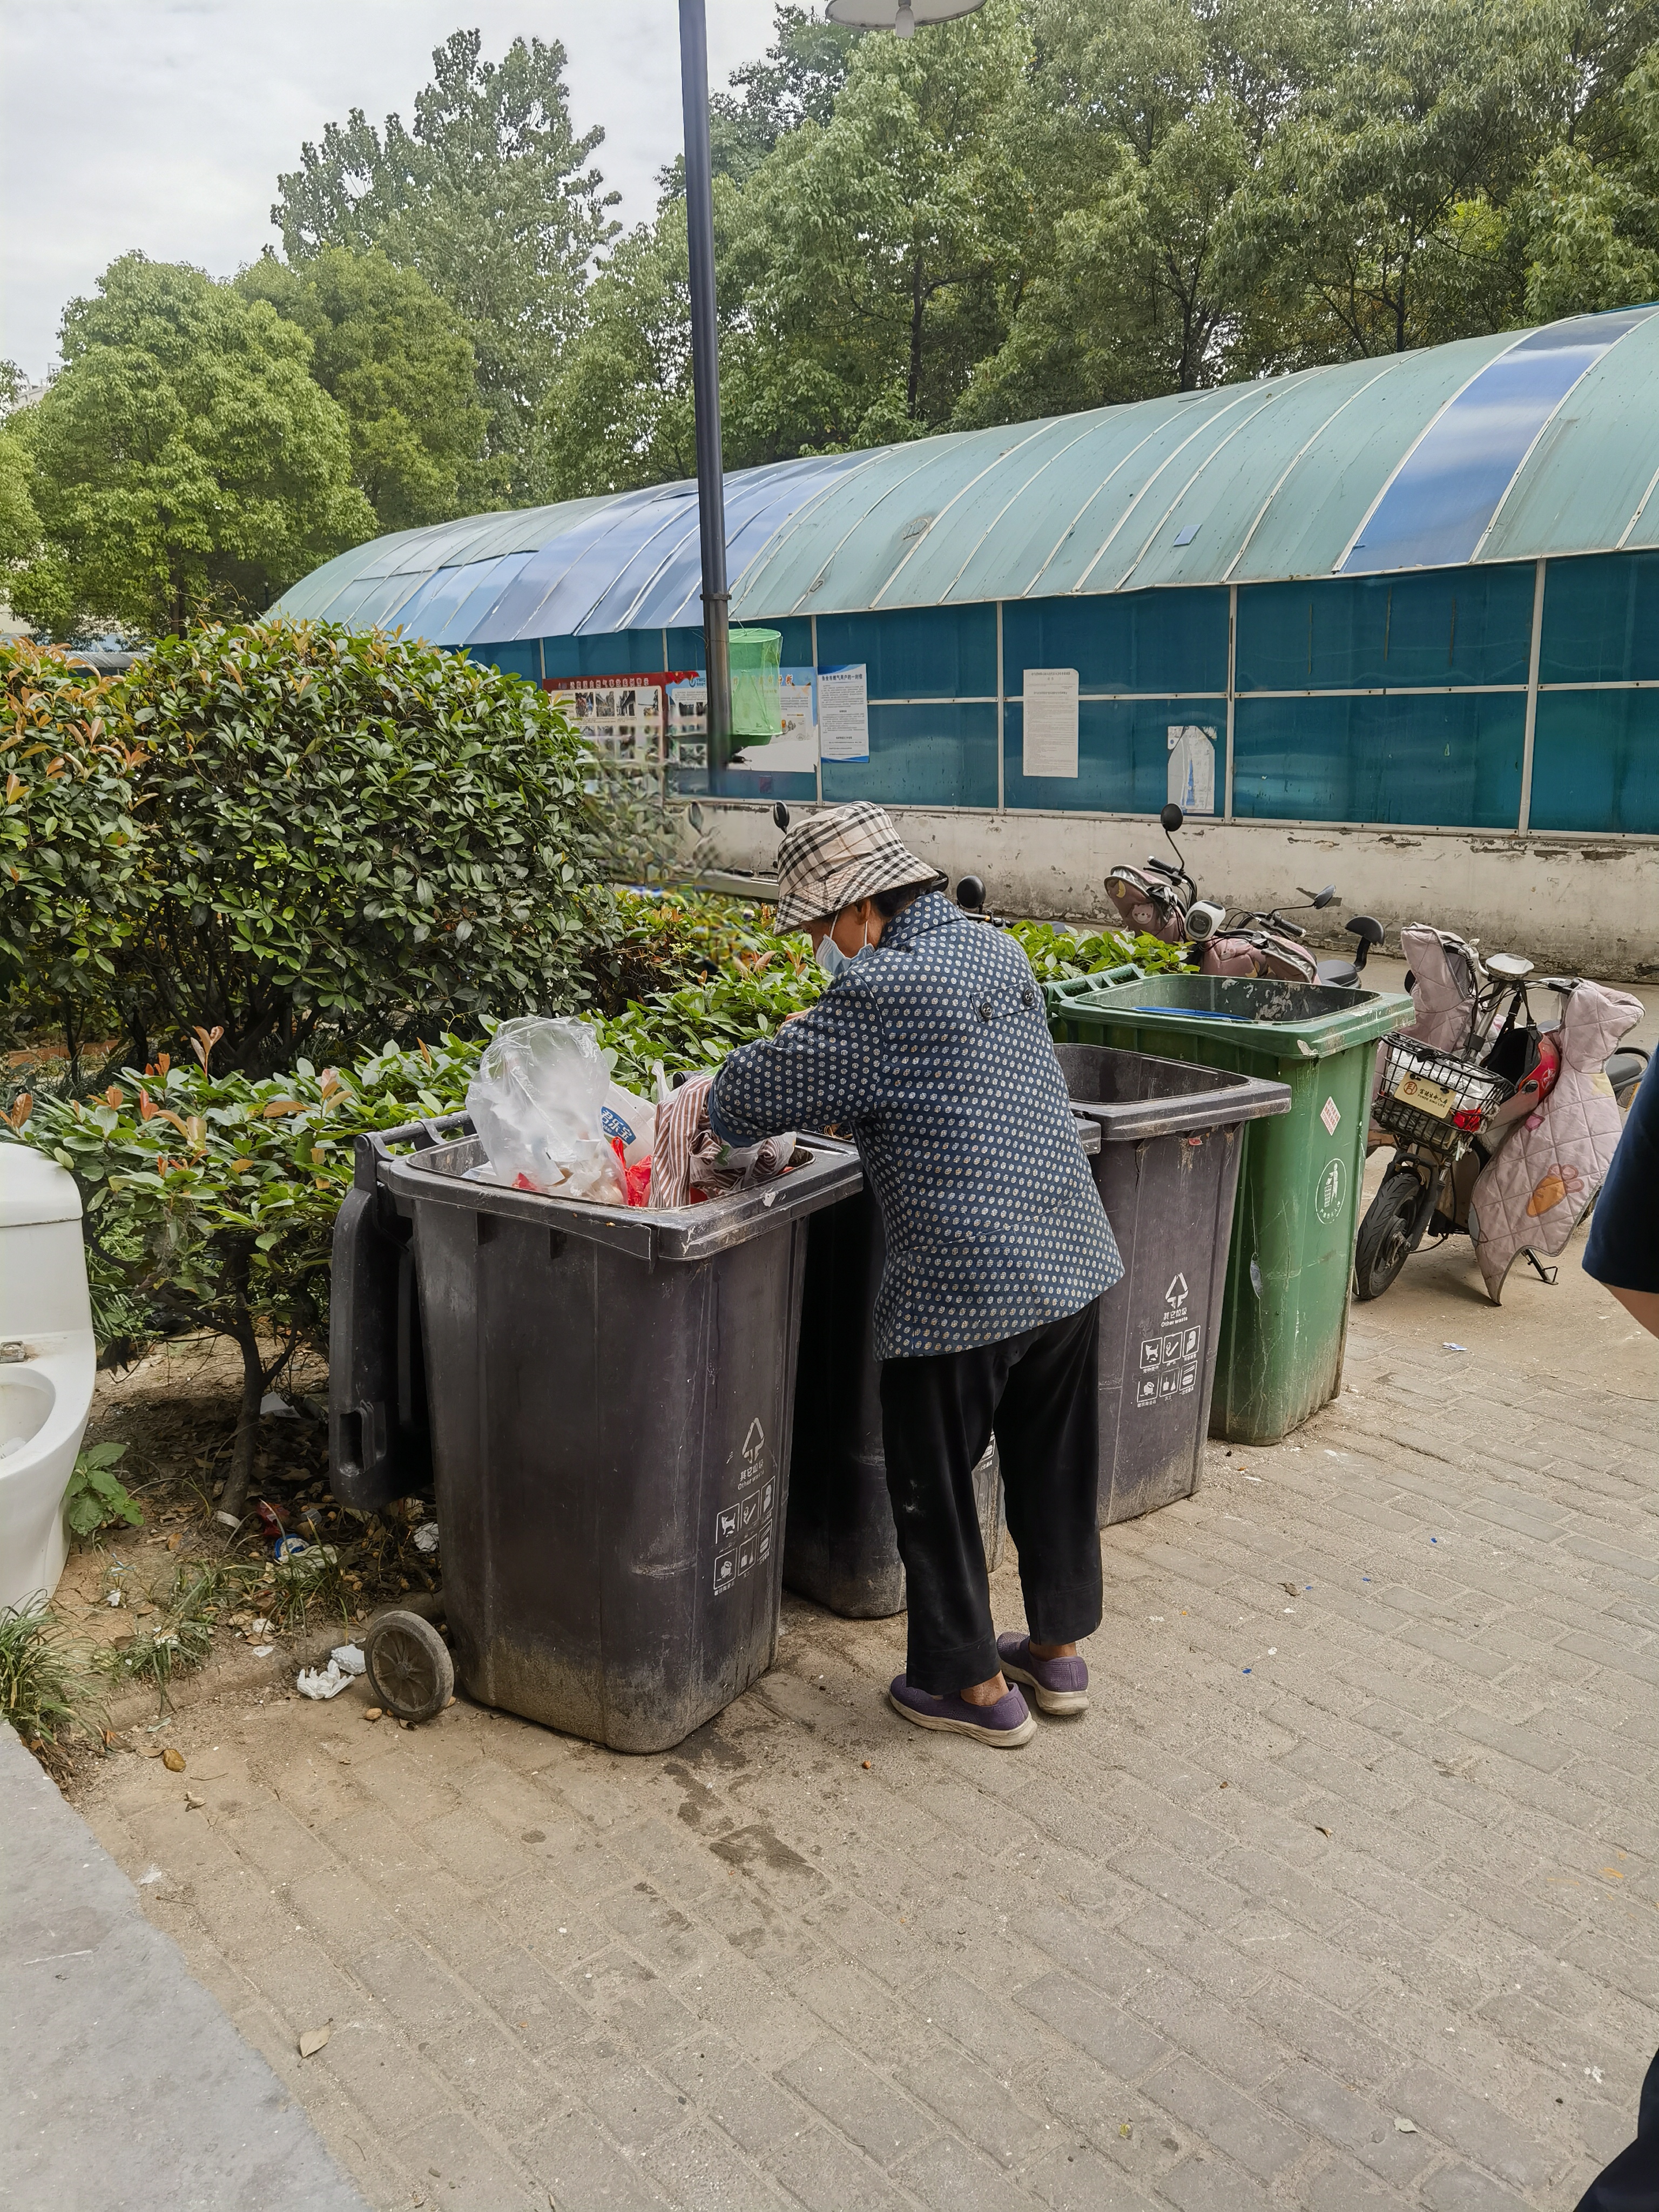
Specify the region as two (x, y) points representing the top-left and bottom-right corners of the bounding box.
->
(728, 628), (783, 743)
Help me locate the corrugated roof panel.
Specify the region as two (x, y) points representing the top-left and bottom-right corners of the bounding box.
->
(268, 310), (1659, 642)
(1481, 306), (1659, 559)
(932, 408), (1178, 605)
(477, 487), (673, 640)
(408, 556), (538, 646)
(433, 552), (538, 645)
(1100, 378), (1314, 592)
(734, 439), (980, 615)
(865, 419), (1087, 607)
(278, 541), (382, 621)
(587, 454), (861, 633)
(1033, 386), (1277, 596)
(1229, 336), (1509, 582)
(1109, 367), (1355, 589)
(1341, 308), (1657, 573)
(300, 568), (428, 632)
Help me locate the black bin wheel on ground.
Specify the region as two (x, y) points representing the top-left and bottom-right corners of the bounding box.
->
(363, 1608), (454, 1723)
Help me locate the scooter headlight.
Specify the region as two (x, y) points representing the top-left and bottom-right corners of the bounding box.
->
(1186, 901), (1226, 943)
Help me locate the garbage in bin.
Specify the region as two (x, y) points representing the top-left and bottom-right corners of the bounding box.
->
(379, 1132), (860, 1752)
(784, 1120), (1101, 1618)
(1047, 972), (1411, 1444)
(1053, 1046), (1289, 1521)
(464, 1016), (655, 1204)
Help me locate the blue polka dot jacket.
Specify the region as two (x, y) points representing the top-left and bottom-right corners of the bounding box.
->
(708, 891), (1124, 1359)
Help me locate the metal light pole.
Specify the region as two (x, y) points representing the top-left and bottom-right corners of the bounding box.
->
(678, 0), (984, 780)
(678, 0), (732, 780)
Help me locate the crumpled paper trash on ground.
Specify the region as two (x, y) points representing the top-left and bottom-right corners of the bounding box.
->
(296, 1644), (366, 1700)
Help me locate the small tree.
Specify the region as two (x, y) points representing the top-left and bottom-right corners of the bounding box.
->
(111, 618), (622, 1073)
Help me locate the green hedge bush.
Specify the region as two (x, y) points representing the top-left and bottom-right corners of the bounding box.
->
(113, 619), (623, 1071)
(1, 643), (146, 1067)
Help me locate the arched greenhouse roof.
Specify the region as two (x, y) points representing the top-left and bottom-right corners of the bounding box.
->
(273, 305), (1659, 648)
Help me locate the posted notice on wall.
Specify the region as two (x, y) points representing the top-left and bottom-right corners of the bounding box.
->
(817, 663), (870, 763)
(1167, 724), (1217, 814)
(1022, 667), (1079, 779)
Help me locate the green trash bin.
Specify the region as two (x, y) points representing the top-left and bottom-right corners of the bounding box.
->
(1046, 972), (1412, 1445)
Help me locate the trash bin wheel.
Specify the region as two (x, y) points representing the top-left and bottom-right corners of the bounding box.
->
(363, 1609), (454, 1723)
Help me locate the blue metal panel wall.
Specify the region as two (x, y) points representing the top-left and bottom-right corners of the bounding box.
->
(1232, 693), (1525, 827)
(466, 550), (1659, 835)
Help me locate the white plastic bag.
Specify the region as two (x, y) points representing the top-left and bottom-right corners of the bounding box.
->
(465, 1017), (625, 1203)
(601, 1082), (656, 1167)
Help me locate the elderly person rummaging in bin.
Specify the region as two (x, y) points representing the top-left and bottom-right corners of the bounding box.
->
(707, 803), (1123, 1748)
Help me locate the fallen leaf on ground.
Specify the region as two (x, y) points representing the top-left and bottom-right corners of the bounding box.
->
(1316, 1824), (1332, 1837)
(298, 2025), (331, 2058)
(363, 1707), (383, 1722)
(161, 1748), (186, 1772)
(1394, 2116), (1417, 2133)
(139, 1745), (161, 1759)
(185, 1790), (205, 1809)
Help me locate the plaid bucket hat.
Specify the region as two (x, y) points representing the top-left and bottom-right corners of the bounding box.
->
(773, 803), (942, 932)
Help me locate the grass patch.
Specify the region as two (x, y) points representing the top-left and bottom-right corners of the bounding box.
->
(1, 1601), (106, 1769)
(102, 1556), (264, 1714)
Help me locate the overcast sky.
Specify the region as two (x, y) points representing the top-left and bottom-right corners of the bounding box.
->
(0, 0), (780, 381)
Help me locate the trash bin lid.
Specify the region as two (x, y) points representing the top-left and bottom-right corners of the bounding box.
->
(1046, 973), (1412, 1061)
(1055, 1044), (1291, 1141)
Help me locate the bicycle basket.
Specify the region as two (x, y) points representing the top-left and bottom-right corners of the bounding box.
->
(1373, 1037), (1514, 1157)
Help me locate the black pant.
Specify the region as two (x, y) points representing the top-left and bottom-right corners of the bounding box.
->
(879, 1300), (1102, 1695)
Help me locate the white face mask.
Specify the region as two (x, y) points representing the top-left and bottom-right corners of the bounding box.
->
(815, 909), (871, 978)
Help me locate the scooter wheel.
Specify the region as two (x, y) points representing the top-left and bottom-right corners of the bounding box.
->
(1354, 1165), (1427, 1301)
(362, 1608), (454, 1724)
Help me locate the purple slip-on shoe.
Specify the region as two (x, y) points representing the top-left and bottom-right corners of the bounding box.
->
(888, 1675), (1036, 1747)
(996, 1633), (1089, 1716)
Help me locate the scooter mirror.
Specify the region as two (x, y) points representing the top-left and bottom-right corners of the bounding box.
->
(1159, 802), (1185, 833)
(1311, 885), (1337, 909)
(956, 875), (986, 913)
(772, 801), (791, 831)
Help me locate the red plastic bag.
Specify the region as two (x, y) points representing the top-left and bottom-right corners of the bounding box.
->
(612, 1138), (653, 1209)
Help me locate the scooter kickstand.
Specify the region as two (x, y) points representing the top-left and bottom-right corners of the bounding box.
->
(1521, 1248), (1559, 1285)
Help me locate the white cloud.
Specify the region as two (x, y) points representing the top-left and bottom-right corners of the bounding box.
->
(0, 0), (779, 378)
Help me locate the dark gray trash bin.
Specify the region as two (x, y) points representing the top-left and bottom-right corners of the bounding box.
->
(783, 1119), (1100, 1617)
(377, 1134), (860, 1753)
(330, 1113), (473, 1518)
(1053, 1045), (1289, 1525)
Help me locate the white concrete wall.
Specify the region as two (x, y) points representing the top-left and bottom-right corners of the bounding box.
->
(692, 801), (1659, 980)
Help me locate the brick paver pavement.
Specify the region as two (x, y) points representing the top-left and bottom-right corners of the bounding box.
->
(76, 1264), (1659, 2212)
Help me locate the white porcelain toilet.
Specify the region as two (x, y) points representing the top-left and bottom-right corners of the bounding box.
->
(0, 1147), (98, 1612)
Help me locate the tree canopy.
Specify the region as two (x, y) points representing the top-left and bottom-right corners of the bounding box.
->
(6, 255), (372, 639)
(272, 30), (619, 500)
(235, 247), (495, 531)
